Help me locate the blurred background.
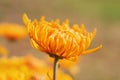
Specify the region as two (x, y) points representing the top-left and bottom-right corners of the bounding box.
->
(0, 0), (120, 80)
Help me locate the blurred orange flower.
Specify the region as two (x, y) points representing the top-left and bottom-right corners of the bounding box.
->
(46, 56), (79, 75)
(23, 14), (102, 61)
(0, 44), (8, 56)
(0, 54), (72, 80)
(46, 56), (78, 68)
(0, 23), (27, 41)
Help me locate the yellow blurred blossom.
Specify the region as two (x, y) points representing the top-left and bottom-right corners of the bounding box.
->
(23, 14), (102, 61)
(0, 23), (27, 41)
(0, 54), (73, 80)
(46, 56), (79, 75)
(0, 44), (8, 56)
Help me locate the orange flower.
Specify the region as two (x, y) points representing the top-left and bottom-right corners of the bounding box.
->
(0, 54), (73, 80)
(0, 23), (27, 41)
(23, 14), (102, 60)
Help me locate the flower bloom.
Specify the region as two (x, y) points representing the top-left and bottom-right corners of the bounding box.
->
(0, 54), (73, 80)
(23, 14), (102, 60)
(0, 23), (27, 41)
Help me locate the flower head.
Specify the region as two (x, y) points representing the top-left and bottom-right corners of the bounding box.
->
(23, 14), (102, 60)
(0, 23), (27, 41)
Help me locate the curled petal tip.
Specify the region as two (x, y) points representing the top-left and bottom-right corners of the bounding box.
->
(82, 44), (103, 55)
(23, 13), (30, 26)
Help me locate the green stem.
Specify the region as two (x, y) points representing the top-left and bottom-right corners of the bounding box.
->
(53, 56), (59, 80)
